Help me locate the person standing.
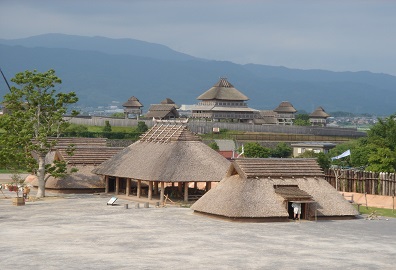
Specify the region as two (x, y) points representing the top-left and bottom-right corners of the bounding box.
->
(291, 202), (301, 220)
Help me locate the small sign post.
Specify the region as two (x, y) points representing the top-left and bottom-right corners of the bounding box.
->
(107, 197), (118, 205)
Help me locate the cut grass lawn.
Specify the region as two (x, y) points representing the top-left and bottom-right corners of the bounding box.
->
(354, 204), (396, 218)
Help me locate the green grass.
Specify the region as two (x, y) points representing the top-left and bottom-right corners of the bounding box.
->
(354, 205), (396, 218)
(86, 126), (136, 133)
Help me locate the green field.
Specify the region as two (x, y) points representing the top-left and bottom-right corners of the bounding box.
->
(355, 205), (396, 218)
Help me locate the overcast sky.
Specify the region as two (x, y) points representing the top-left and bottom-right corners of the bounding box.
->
(1, 0), (395, 75)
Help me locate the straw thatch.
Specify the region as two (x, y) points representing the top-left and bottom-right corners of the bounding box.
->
(93, 124), (230, 183)
(122, 96), (143, 108)
(197, 78), (249, 101)
(191, 158), (359, 220)
(26, 138), (123, 191)
(146, 104), (180, 119)
(310, 106), (330, 118)
(273, 101), (297, 113)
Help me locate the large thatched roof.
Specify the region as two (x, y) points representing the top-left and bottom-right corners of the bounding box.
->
(122, 96), (143, 108)
(273, 101), (297, 113)
(93, 124), (230, 182)
(26, 138), (123, 190)
(310, 106), (330, 118)
(197, 78), (249, 101)
(191, 158), (358, 219)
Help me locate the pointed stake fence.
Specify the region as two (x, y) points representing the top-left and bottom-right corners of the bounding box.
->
(325, 169), (396, 197)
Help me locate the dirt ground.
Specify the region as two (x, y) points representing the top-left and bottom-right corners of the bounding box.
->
(0, 187), (395, 270)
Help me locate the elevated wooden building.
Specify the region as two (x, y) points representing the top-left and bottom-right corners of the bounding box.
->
(93, 122), (230, 203)
(310, 106), (330, 126)
(191, 78), (258, 122)
(122, 96), (143, 119)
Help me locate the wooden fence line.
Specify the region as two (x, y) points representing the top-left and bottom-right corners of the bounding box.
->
(325, 169), (396, 197)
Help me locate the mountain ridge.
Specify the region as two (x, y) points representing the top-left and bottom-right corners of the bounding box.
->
(0, 34), (395, 115)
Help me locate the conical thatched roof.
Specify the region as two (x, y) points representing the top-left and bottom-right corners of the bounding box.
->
(122, 96), (143, 108)
(160, 98), (176, 105)
(310, 106), (330, 118)
(197, 78), (249, 101)
(191, 158), (358, 220)
(273, 101), (297, 113)
(93, 124), (230, 182)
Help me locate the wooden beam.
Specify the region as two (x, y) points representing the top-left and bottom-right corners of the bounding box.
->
(126, 178), (131, 196)
(137, 180), (141, 198)
(105, 175), (109, 194)
(160, 181), (165, 204)
(184, 181), (189, 202)
(148, 181), (153, 200)
(115, 177), (120, 195)
(206, 181), (212, 191)
(154, 182), (159, 195)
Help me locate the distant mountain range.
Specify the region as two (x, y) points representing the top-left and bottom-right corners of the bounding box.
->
(1, 33), (395, 115)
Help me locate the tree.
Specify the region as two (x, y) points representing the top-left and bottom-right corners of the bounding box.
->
(136, 121), (148, 133)
(0, 69), (79, 197)
(271, 142), (292, 158)
(243, 142), (271, 158)
(103, 120), (112, 133)
(293, 113), (310, 126)
(208, 141), (219, 151)
(296, 151), (331, 170)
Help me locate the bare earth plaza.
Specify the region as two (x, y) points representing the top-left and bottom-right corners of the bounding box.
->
(0, 188), (395, 270)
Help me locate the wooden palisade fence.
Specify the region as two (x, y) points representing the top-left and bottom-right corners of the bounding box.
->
(325, 169), (396, 197)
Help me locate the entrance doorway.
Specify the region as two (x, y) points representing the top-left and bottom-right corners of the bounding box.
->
(288, 201), (306, 220)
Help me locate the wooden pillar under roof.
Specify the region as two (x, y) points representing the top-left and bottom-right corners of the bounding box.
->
(137, 180), (141, 198)
(178, 182), (183, 193)
(148, 181), (153, 200)
(160, 181), (165, 204)
(115, 177), (120, 195)
(126, 178), (131, 196)
(184, 181), (189, 202)
(105, 175), (109, 194)
(154, 182), (159, 195)
(194, 182), (198, 189)
(206, 181), (212, 191)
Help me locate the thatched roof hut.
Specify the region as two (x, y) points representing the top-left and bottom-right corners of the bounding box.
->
(93, 122), (230, 202)
(26, 138), (123, 192)
(146, 98), (180, 119)
(197, 77), (249, 101)
(191, 158), (359, 222)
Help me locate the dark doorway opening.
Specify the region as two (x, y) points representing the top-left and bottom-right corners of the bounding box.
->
(288, 201), (306, 220)
(108, 177), (116, 192)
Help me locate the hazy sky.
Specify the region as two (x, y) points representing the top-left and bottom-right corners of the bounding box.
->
(1, 0), (395, 75)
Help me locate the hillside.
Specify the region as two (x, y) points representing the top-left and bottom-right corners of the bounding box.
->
(0, 34), (395, 115)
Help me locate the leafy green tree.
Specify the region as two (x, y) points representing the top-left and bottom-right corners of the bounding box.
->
(136, 121), (148, 133)
(271, 142), (292, 158)
(103, 120), (112, 133)
(0, 69), (78, 197)
(243, 142), (271, 158)
(294, 113), (310, 126)
(296, 151), (331, 170)
(208, 141), (219, 151)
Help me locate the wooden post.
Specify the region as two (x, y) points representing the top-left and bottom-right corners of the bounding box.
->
(137, 180), (141, 198)
(160, 181), (165, 204)
(194, 182), (198, 189)
(206, 181), (212, 191)
(184, 181), (189, 202)
(148, 181), (153, 200)
(154, 182), (159, 195)
(105, 175), (109, 194)
(178, 182), (183, 193)
(126, 178), (131, 196)
(115, 177), (120, 195)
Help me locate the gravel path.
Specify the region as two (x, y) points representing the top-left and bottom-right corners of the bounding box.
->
(0, 190), (395, 270)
